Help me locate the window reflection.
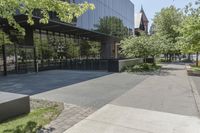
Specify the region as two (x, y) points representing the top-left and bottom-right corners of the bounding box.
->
(75, 0), (134, 37)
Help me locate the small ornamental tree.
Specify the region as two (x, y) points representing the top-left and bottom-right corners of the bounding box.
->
(120, 33), (162, 63)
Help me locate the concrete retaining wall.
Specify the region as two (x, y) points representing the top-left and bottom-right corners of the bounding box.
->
(108, 58), (143, 72)
(0, 92), (30, 122)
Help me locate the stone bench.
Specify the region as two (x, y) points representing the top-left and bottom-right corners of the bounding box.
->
(0, 91), (30, 122)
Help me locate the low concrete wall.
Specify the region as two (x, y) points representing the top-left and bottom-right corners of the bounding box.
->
(0, 92), (30, 122)
(108, 58), (143, 72)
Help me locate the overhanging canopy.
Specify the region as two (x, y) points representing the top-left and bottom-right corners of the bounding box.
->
(1, 15), (119, 42)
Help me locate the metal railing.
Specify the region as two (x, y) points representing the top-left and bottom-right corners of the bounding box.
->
(38, 59), (109, 71)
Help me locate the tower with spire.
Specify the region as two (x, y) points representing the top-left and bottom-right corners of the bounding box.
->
(135, 6), (149, 35)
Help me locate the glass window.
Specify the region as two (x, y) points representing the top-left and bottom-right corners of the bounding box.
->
(75, 0), (135, 37)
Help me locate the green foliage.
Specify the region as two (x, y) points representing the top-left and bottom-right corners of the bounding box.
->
(95, 16), (130, 39)
(0, 0), (95, 34)
(176, 0), (200, 54)
(64, 38), (80, 59)
(122, 63), (161, 73)
(191, 66), (200, 72)
(38, 35), (80, 59)
(153, 6), (183, 42)
(80, 40), (100, 58)
(34, 32), (100, 60)
(0, 30), (12, 46)
(120, 34), (161, 60)
(0, 104), (63, 133)
(152, 6), (183, 54)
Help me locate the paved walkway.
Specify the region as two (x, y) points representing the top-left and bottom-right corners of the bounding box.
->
(112, 64), (199, 116)
(32, 72), (147, 109)
(64, 64), (200, 133)
(0, 70), (147, 133)
(40, 104), (95, 133)
(0, 70), (111, 95)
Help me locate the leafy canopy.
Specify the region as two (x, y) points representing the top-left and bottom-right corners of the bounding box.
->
(153, 6), (183, 42)
(0, 0), (95, 33)
(176, 0), (200, 53)
(120, 33), (161, 59)
(152, 6), (183, 54)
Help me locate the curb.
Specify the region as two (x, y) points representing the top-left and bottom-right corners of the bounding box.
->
(186, 65), (200, 117)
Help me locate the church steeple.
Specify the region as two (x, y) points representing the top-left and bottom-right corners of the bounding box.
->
(135, 5), (149, 35)
(140, 5), (144, 13)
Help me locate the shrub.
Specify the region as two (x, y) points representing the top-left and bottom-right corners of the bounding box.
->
(122, 63), (161, 72)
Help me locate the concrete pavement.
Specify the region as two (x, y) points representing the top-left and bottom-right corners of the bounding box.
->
(64, 64), (200, 133)
(112, 64), (199, 116)
(191, 76), (200, 98)
(32, 72), (147, 109)
(0, 70), (147, 133)
(0, 70), (111, 95)
(0, 70), (147, 109)
(64, 104), (200, 133)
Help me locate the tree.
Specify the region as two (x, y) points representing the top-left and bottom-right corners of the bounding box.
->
(152, 6), (183, 61)
(80, 40), (100, 58)
(0, 30), (12, 45)
(177, 0), (200, 66)
(0, 30), (11, 57)
(0, 0), (95, 34)
(94, 16), (129, 39)
(120, 34), (161, 63)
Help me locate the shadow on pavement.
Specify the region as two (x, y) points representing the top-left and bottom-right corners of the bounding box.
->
(135, 63), (186, 77)
(0, 70), (112, 95)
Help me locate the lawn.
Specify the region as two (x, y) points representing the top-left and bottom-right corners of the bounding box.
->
(191, 66), (200, 72)
(0, 99), (64, 133)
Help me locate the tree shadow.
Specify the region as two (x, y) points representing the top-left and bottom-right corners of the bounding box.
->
(162, 67), (184, 71)
(134, 68), (176, 77)
(3, 121), (42, 133)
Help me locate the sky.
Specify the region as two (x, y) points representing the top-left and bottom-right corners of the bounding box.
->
(131, 0), (197, 27)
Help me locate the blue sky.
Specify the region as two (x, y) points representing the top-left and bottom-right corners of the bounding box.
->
(131, 0), (197, 26)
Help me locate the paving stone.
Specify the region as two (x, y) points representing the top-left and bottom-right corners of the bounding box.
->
(39, 103), (95, 133)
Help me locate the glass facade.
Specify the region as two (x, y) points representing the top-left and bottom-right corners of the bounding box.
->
(75, 0), (134, 36)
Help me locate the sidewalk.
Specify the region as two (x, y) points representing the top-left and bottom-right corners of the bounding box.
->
(64, 64), (200, 133)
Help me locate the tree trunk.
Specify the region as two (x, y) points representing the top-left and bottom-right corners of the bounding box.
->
(167, 53), (169, 62)
(152, 56), (155, 65)
(144, 57), (146, 63)
(188, 53), (191, 61)
(170, 54), (172, 62)
(196, 52), (199, 66)
(174, 53), (176, 61)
